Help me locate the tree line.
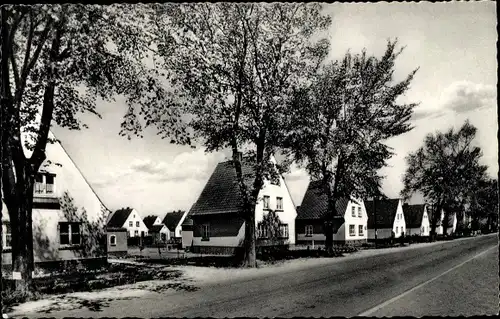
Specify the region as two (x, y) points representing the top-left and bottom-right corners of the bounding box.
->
(0, 4), (497, 306)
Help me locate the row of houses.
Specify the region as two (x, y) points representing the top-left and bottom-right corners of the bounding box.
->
(104, 207), (188, 253)
(177, 156), (464, 254)
(0, 131), (467, 271)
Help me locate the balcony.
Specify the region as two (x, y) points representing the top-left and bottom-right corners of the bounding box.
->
(34, 182), (56, 197)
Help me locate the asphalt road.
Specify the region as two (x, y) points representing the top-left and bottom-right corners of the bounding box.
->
(13, 233), (499, 318)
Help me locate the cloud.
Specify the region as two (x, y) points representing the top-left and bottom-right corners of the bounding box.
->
(283, 164), (309, 182)
(411, 81), (496, 122)
(129, 150), (226, 182)
(441, 81), (496, 114)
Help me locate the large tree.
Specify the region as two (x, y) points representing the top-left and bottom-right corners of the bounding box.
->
(285, 41), (418, 254)
(401, 120), (489, 237)
(469, 177), (498, 231)
(146, 3), (331, 267)
(0, 4), (182, 293)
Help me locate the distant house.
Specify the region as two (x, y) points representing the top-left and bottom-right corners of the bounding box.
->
(181, 216), (194, 249)
(106, 227), (128, 257)
(143, 215), (162, 229)
(296, 181), (368, 247)
(432, 209), (457, 235)
(143, 215), (169, 243)
(186, 155), (297, 255)
(365, 198), (406, 239)
(107, 207), (148, 238)
(403, 204), (430, 237)
(163, 210), (188, 242)
(2, 130), (108, 270)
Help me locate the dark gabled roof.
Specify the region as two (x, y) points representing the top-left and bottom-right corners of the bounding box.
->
(296, 180), (350, 220)
(107, 207), (133, 228)
(403, 204), (426, 228)
(163, 211), (186, 232)
(149, 224), (166, 233)
(188, 160), (256, 216)
(143, 215), (158, 229)
(365, 198), (401, 229)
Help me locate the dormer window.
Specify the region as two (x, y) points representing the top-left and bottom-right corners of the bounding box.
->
(34, 172), (56, 195)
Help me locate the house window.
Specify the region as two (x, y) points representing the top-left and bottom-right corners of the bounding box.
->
(109, 235), (117, 246)
(351, 207), (356, 217)
(364, 225), (367, 230)
(305, 225), (313, 237)
(358, 225), (364, 236)
(34, 174), (44, 193)
(2, 222), (12, 249)
(276, 197), (283, 210)
(279, 224), (289, 238)
(129, 221), (133, 227)
(136, 221), (139, 227)
(59, 222), (81, 246)
(263, 196), (270, 209)
(134, 230), (139, 237)
(396, 226), (399, 234)
(34, 173), (55, 194)
(45, 175), (54, 193)
(202, 224), (210, 240)
(358, 207), (362, 217)
(349, 225), (355, 236)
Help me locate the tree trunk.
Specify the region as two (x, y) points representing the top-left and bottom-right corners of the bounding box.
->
(9, 164), (36, 294)
(241, 203), (256, 267)
(324, 197), (337, 256)
(429, 202), (443, 239)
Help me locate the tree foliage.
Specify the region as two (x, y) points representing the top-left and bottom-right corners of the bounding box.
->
(148, 3), (332, 267)
(1, 4), (182, 291)
(469, 178), (498, 231)
(401, 120), (489, 235)
(59, 191), (109, 258)
(284, 40), (418, 252)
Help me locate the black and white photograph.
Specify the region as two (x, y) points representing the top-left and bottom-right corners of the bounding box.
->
(0, 1), (498, 318)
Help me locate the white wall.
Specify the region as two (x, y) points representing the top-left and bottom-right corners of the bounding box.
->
(152, 217), (162, 225)
(41, 131), (106, 225)
(182, 230), (193, 248)
(193, 223), (244, 247)
(367, 228), (393, 239)
(406, 206), (430, 236)
(296, 233), (326, 243)
(122, 209), (149, 237)
(337, 199), (368, 241)
(254, 163), (297, 245)
(434, 209), (458, 235)
(446, 213), (457, 235)
(3, 130), (108, 263)
(392, 200), (406, 238)
(175, 211), (189, 238)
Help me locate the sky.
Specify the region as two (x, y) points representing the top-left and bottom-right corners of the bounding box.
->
(52, 1), (497, 218)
